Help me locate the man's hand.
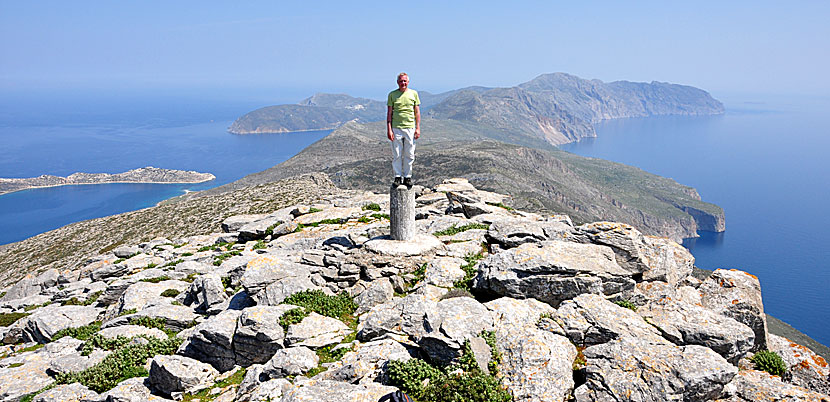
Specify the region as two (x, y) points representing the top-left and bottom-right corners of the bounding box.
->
(414, 127), (420, 140)
(387, 128), (395, 141)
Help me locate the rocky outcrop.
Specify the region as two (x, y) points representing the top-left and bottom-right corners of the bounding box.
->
(0, 166), (215, 196)
(0, 178), (824, 401)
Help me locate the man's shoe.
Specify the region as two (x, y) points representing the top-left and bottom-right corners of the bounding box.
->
(403, 177), (413, 188)
(393, 177), (402, 186)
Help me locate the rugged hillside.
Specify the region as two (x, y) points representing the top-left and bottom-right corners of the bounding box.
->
(191, 120), (724, 242)
(0, 174), (340, 286)
(227, 73), (723, 144)
(0, 179), (825, 401)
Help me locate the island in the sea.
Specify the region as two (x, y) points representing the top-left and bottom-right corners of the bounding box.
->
(0, 166), (215, 196)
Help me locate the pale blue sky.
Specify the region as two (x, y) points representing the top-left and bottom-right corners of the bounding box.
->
(1, 1), (828, 100)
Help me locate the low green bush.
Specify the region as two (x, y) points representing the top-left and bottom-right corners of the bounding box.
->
(160, 289), (180, 298)
(213, 250), (242, 266)
(252, 240), (267, 250)
(433, 223), (490, 237)
(614, 300), (638, 311)
(453, 253), (485, 290)
(751, 350), (787, 376)
(0, 312), (29, 327)
(55, 336), (182, 393)
(282, 290), (357, 325)
(279, 307), (309, 331)
(80, 334), (132, 355)
(140, 275), (171, 283)
(52, 321), (102, 341)
(128, 316), (167, 331)
(61, 290), (103, 306)
(362, 203), (381, 211)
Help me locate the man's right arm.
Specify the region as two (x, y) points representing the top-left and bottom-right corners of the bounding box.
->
(386, 106), (394, 141)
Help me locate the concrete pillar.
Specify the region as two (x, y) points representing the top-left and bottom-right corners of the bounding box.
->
(390, 184), (416, 241)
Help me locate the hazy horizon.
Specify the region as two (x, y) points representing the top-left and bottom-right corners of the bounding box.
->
(2, 1), (829, 99)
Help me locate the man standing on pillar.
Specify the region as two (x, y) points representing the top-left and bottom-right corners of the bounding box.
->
(387, 72), (420, 188)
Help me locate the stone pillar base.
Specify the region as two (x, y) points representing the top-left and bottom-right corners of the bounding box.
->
(390, 185), (416, 241)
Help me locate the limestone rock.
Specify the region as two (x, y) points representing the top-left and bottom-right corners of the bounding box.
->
(32, 383), (99, 402)
(498, 327), (576, 402)
(419, 297), (494, 365)
(354, 278), (394, 315)
(718, 369), (830, 401)
(100, 376), (174, 402)
(485, 297), (557, 336)
(183, 274), (229, 314)
(638, 298), (755, 363)
(248, 378), (291, 402)
(278, 379), (397, 402)
(103, 304), (199, 333)
(117, 280), (189, 314)
(98, 324), (168, 340)
(222, 214), (268, 233)
(768, 334), (830, 395)
(286, 312), (351, 349)
(21, 305), (101, 343)
(556, 294), (663, 346)
(575, 337), (738, 401)
(474, 241), (634, 308)
(363, 234), (444, 257)
(699, 269), (769, 351)
(113, 245), (141, 258)
(241, 255), (311, 296)
(316, 339), (411, 384)
(423, 257), (466, 287)
(178, 309), (241, 372)
(233, 305), (298, 366)
(262, 346), (319, 378)
(255, 276), (317, 306)
(149, 354), (219, 396)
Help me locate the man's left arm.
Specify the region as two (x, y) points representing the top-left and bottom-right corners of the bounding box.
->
(414, 105), (421, 139)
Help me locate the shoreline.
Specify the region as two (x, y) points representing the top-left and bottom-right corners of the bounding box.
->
(0, 178), (215, 197)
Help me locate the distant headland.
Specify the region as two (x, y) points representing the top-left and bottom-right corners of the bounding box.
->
(0, 167), (215, 196)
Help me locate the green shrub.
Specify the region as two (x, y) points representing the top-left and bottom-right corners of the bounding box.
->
(751, 350), (787, 376)
(140, 275), (171, 284)
(614, 300), (638, 311)
(61, 290), (103, 306)
(80, 334), (132, 355)
(485, 202), (514, 211)
(264, 223), (280, 236)
(279, 307), (309, 331)
(55, 336), (182, 393)
(181, 252), (194, 257)
(371, 213), (390, 220)
(0, 312), (29, 327)
(282, 290), (357, 325)
(213, 250), (242, 266)
(252, 240), (267, 250)
(362, 203), (381, 211)
(160, 289), (180, 298)
(221, 276), (232, 289)
(357, 216), (371, 223)
(128, 316), (167, 331)
(52, 321), (102, 341)
(387, 359), (445, 400)
(117, 309), (137, 317)
(433, 223), (490, 237)
(163, 259), (184, 267)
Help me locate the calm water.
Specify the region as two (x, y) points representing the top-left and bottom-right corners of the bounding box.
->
(0, 93), (329, 245)
(560, 95), (830, 346)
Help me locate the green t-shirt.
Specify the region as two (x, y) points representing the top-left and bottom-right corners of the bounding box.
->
(387, 89), (420, 128)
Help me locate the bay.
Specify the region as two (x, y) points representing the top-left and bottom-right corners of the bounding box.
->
(559, 94), (830, 346)
(0, 93), (329, 245)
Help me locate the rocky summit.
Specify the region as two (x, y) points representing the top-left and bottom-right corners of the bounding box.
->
(0, 178), (826, 401)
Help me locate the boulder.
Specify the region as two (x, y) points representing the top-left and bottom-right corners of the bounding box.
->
(362, 234), (444, 257)
(498, 327), (576, 402)
(354, 278), (394, 315)
(419, 297), (494, 365)
(103, 304), (199, 333)
(241, 255), (311, 296)
(278, 379), (397, 402)
(285, 312), (352, 349)
(768, 334), (830, 395)
(183, 274), (229, 314)
(113, 245), (140, 258)
(638, 298), (755, 363)
(485, 297), (557, 336)
(21, 305), (101, 343)
(315, 339), (411, 383)
(222, 214), (268, 233)
(474, 241), (634, 308)
(255, 276), (317, 306)
(117, 280), (189, 314)
(699, 269), (769, 351)
(248, 378), (291, 402)
(556, 294), (663, 347)
(178, 310), (241, 372)
(149, 354), (219, 396)
(32, 383), (99, 402)
(262, 346), (319, 378)
(575, 337), (738, 401)
(423, 257), (466, 288)
(718, 369), (830, 401)
(233, 305), (298, 366)
(99, 376), (174, 402)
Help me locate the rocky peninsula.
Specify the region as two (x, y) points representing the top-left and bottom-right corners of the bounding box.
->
(0, 167), (215, 196)
(0, 177), (826, 401)
(229, 73), (724, 146)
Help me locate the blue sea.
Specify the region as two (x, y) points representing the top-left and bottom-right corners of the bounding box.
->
(560, 94), (830, 346)
(0, 91), (329, 245)
(1, 91), (827, 346)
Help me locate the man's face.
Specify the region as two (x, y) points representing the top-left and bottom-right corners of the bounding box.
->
(397, 75), (409, 91)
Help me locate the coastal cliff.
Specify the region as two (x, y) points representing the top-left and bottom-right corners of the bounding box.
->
(0, 177), (825, 401)
(0, 167), (215, 196)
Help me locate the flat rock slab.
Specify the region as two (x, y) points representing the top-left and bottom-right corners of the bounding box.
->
(286, 312), (351, 349)
(279, 379), (397, 402)
(315, 339), (411, 383)
(363, 234), (444, 257)
(719, 369), (830, 401)
(32, 383), (99, 402)
(498, 328), (576, 402)
(149, 354), (219, 396)
(22, 304), (101, 343)
(98, 324), (168, 340)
